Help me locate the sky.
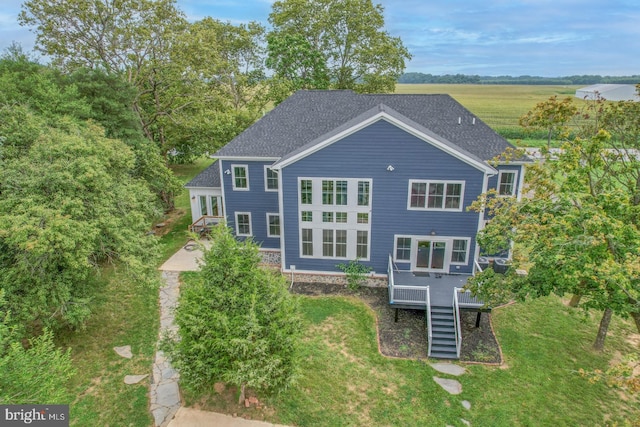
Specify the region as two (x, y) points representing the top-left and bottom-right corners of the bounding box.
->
(1, 0), (639, 77)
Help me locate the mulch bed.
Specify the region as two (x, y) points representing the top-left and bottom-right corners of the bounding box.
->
(291, 282), (502, 364)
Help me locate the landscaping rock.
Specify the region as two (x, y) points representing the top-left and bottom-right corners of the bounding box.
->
(461, 419), (471, 426)
(462, 400), (471, 410)
(433, 377), (462, 395)
(114, 345), (133, 359)
(124, 374), (149, 385)
(430, 362), (466, 376)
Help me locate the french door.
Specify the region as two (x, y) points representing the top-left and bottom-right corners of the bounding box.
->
(414, 240), (447, 272)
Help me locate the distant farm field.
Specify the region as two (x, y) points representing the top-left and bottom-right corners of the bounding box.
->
(395, 84), (586, 146)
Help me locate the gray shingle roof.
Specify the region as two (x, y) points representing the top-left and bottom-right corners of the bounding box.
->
(185, 160), (220, 188)
(214, 90), (515, 161)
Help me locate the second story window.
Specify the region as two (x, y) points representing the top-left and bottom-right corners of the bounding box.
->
(265, 167), (278, 191)
(232, 165), (249, 190)
(498, 171), (517, 196)
(300, 180), (312, 204)
(408, 180), (464, 211)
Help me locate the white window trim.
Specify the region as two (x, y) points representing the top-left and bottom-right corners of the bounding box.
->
(298, 177), (372, 261)
(266, 213), (281, 238)
(264, 166), (279, 192)
(407, 179), (465, 211)
(450, 237), (471, 265)
(393, 235), (413, 263)
(497, 170), (518, 197)
(235, 212), (252, 236)
(231, 164), (249, 191)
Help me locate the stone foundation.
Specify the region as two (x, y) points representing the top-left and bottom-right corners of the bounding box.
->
(288, 271), (387, 288)
(257, 249), (387, 287)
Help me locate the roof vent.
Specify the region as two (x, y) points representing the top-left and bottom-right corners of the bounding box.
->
(458, 117), (461, 125)
(472, 117), (476, 125)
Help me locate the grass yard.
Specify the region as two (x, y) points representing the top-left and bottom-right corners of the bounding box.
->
(56, 158), (212, 426)
(186, 294), (638, 426)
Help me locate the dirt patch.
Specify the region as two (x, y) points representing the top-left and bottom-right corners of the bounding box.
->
(151, 208), (187, 237)
(291, 283), (502, 364)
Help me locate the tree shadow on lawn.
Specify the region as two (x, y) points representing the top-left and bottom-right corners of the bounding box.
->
(291, 282), (502, 364)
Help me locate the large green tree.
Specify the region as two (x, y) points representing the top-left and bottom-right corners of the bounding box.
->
(165, 225), (301, 402)
(267, 0), (411, 96)
(19, 0), (269, 161)
(0, 117), (159, 330)
(468, 95), (640, 351)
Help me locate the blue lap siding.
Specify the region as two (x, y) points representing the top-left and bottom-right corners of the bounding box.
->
(280, 119), (486, 275)
(220, 160), (280, 249)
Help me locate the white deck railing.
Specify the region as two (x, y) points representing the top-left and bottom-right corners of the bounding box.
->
(453, 287), (463, 359)
(388, 255), (429, 305)
(426, 286), (432, 357)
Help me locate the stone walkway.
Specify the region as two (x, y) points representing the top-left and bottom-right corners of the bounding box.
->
(430, 362), (473, 426)
(150, 270), (182, 427)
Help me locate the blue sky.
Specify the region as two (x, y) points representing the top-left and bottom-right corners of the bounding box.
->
(1, 0), (639, 77)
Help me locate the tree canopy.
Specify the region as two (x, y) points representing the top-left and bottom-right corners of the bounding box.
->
(467, 93), (640, 350)
(165, 225), (301, 402)
(267, 0), (411, 97)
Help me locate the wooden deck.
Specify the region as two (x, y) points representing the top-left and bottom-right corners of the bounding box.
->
(388, 269), (485, 309)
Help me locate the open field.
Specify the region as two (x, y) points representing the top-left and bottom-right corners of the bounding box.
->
(396, 84), (588, 147)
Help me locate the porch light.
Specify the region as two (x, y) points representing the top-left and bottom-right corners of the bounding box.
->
(430, 230), (436, 235)
(224, 169), (231, 175)
(386, 165), (394, 172)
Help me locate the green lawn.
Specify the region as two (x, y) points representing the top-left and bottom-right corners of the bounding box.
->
(57, 158), (212, 426)
(186, 294), (638, 426)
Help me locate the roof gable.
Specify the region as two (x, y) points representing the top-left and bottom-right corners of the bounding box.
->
(272, 104), (496, 174)
(213, 90), (515, 162)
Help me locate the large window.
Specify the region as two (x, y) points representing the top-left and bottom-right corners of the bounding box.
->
(298, 178), (371, 260)
(356, 231), (369, 259)
(408, 180), (464, 210)
(300, 180), (312, 204)
(232, 165), (249, 190)
(498, 171), (517, 196)
(267, 214), (280, 237)
(265, 167), (278, 191)
(302, 229), (313, 256)
(322, 179), (348, 205)
(235, 212), (252, 236)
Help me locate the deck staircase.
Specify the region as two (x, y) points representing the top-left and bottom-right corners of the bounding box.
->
(428, 305), (458, 359)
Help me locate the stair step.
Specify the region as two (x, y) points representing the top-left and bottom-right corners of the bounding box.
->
(429, 350), (458, 359)
(432, 338), (456, 346)
(431, 325), (456, 335)
(432, 332), (455, 340)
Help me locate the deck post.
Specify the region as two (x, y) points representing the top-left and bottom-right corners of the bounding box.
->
(394, 308), (399, 323)
(475, 312), (481, 328)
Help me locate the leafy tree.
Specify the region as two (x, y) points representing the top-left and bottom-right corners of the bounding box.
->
(165, 225), (301, 403)
(0, 117), (159, 330)
(19, 0), (269, 161)
(0, 290), (75, 404)
(468, 97), (640, 350)
(165, 18), (269, 162)
(267, 0), (411, 95)
(519, 95), (578, 149)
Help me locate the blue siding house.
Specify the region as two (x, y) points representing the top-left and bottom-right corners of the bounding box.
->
(186, 90), (528, 359)
(187, 90), (526, 276)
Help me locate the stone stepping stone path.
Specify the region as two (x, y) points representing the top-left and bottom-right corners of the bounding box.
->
(431, 362), (472, 425)
(125, 374), (149, 385)
(114, 345), (133, 359)
(149, 271), (182, 427)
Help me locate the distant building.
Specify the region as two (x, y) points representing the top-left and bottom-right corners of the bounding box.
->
(575, 84), (639, 102)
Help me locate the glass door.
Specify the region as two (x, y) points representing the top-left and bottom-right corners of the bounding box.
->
(414, 239), (447, 272)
